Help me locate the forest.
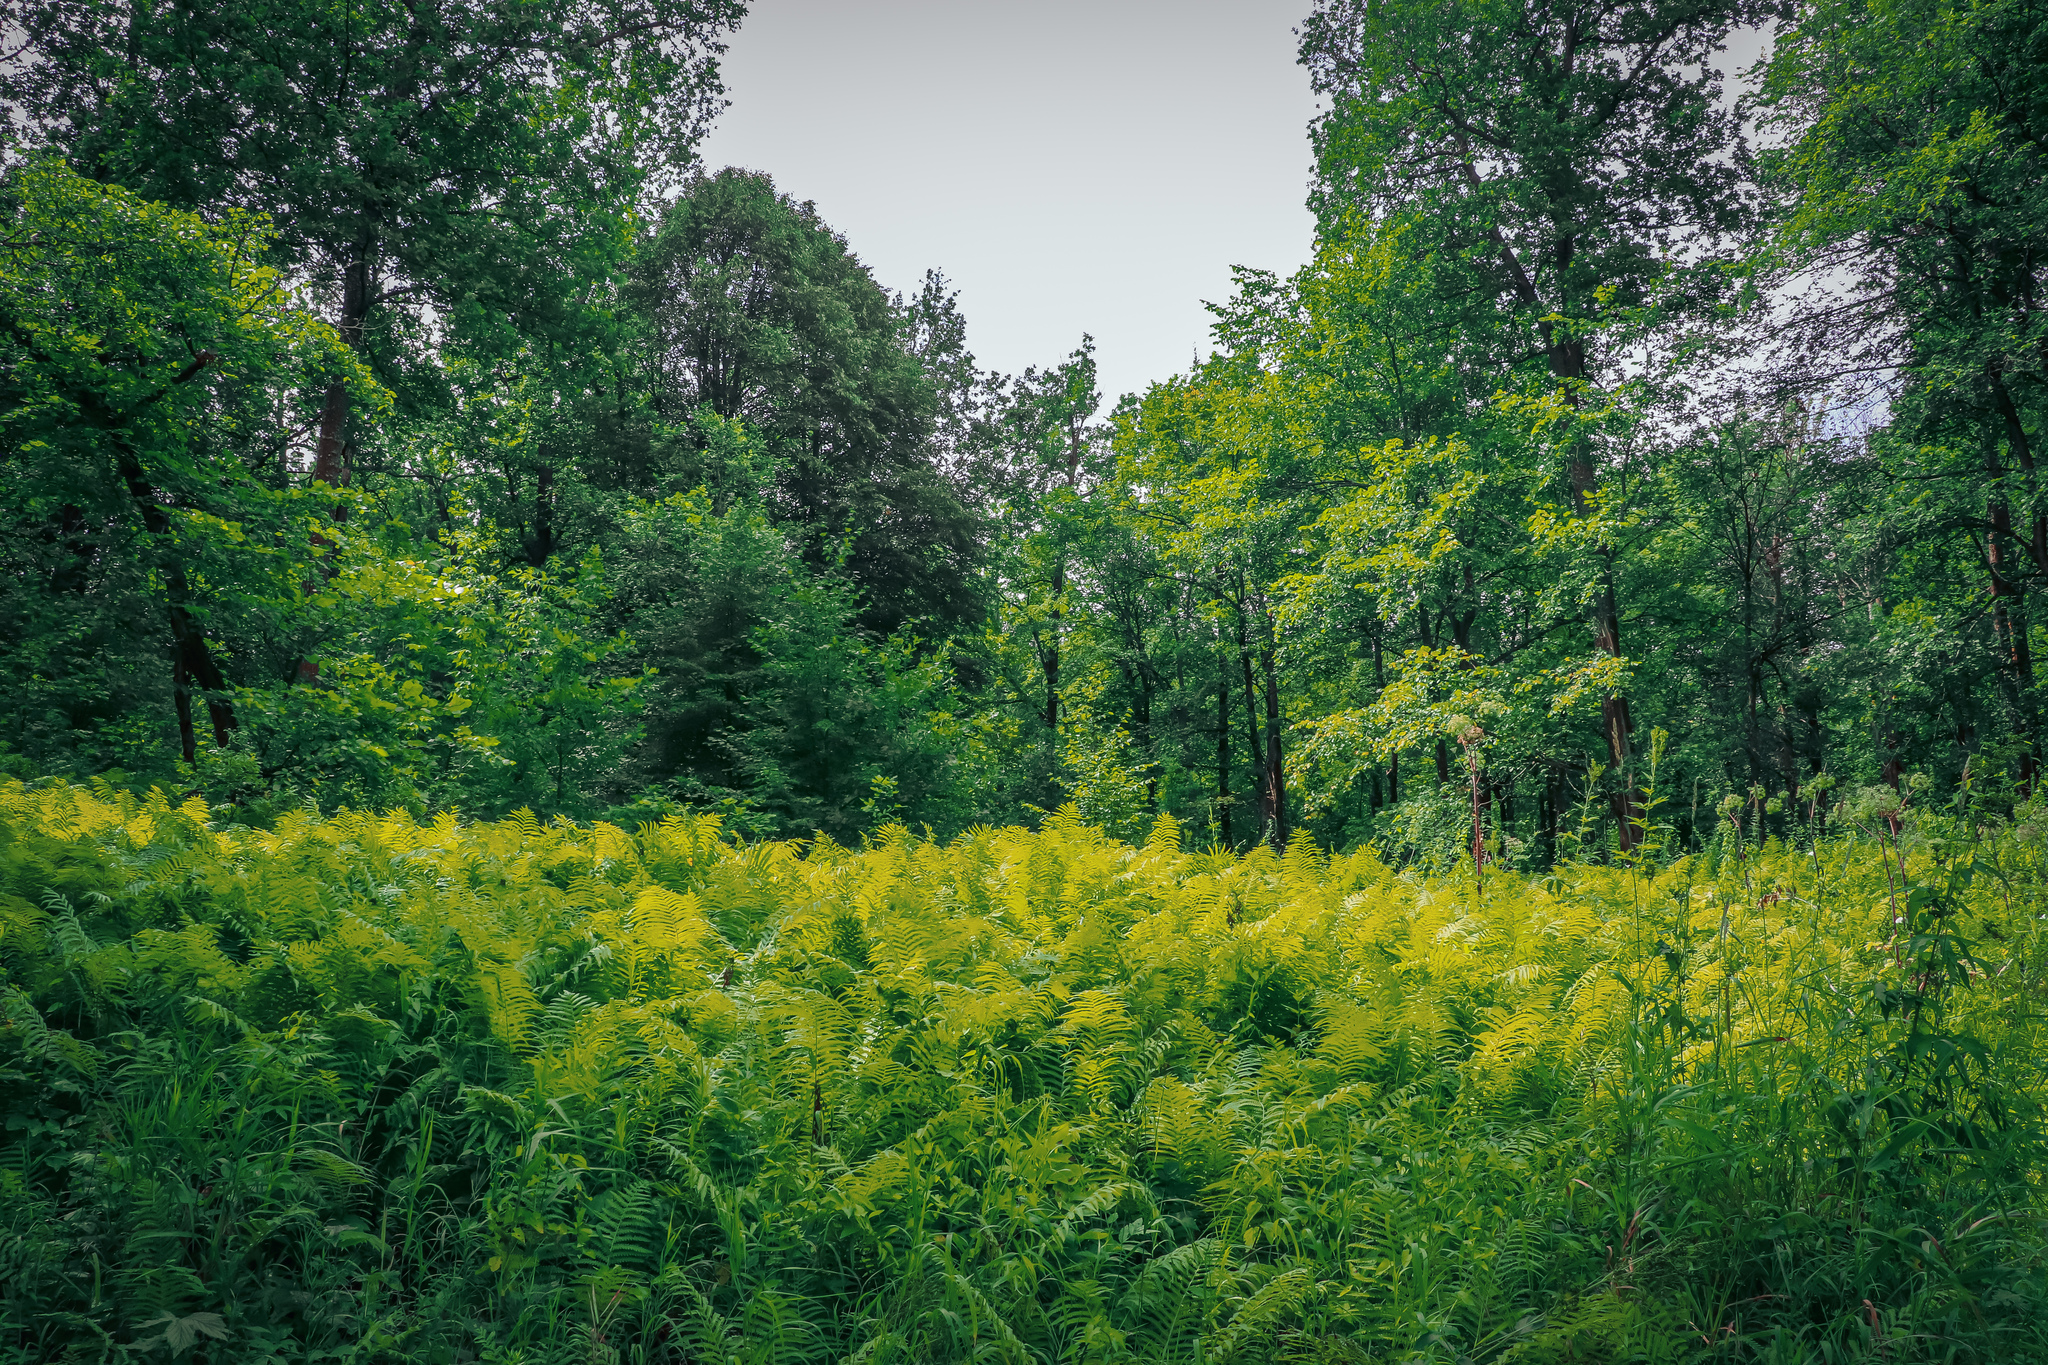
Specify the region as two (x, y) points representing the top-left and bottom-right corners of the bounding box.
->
(1, 0), (2046, 1359)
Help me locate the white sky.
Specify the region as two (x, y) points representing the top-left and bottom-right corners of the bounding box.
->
(697, 0), (1324, 407)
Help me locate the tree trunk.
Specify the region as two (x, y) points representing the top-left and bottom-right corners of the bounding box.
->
(1238, 629), (1264, 837)
(1459, 182), (1637, 835)
(530, 464), (556, 566)
(298, 233), (375, 688)
(1990, 367), (2046, 572)
(1558, 379), (1637, 849)
(1372, 621), (1397, 808)
(167, 583), (236, 763)
(1988, 467), (2037, 792)
(1216, 649), (1233, 847)
(1044, 554), (1063, 732)
(1125, 634), (1158, 811)
(311, 234), (374, 502)
(101, 360), (237, 761)
(1255, 599), (1287, 851)
(1585, 532), (1637, 847)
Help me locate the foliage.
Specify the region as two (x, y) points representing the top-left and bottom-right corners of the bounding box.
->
(631, 168), (983, 635)
(0, 158), (372, 776)
(2, 778), (2044, 1362)
(1, 0), (746, 448)
(4, 4), (2048, 1352)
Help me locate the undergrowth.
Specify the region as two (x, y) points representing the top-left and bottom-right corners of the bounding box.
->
(1, 777), (2044, 1363)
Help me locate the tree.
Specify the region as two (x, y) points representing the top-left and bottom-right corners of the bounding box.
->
(0, 160), (368, 773)
(630, 169), (982, 632)
(1300, 0), (1781, 839)
(1760, 0), (2048, 780)
(2, 0), (745, 493)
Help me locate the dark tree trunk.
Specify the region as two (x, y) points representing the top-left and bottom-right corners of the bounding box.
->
(1542, 767), (1563, 866)
(1126, 642), (1158, 810)
(99, 358), (238, 760)
(1254, 598), (1287, 850)
(167, 583), (236, 763)
(530, 464), (557, 565)
(1216, 650), (1233, 848)
(1372, 621), (1397, 807)
(1988, 470), (2037, 793)
(1990, 367), (2046, 572)
(312, 232), (374, 503)
(1044, 553), (1063, 733)
(1561, 399), (1637, 848)
(1238, 631), (1264, 837)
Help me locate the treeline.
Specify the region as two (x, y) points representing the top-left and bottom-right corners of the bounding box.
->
(2, 0), (2045, 862)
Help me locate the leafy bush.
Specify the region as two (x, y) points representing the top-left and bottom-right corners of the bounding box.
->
(1, 778), (2043, 1363)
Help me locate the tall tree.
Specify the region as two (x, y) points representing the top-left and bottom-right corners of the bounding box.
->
(1300, 0), (1780, 839)
(630, 169), (981, 632)
(0, 161), (368, 769)
(1761, 0), (2048, 780)
(2, 0), (745, 493)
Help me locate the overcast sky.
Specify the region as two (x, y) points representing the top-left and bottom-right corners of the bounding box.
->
(696, 0), (1324, 406)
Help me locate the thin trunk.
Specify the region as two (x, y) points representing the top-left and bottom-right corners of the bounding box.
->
(298, 233), (374, 688)
(530, 464), (556, 565)
(1988, 462), (2037, 792)
(1747, 661), (1765, 791)
(1257, 607), (1287, 850)
(1592, 569), (1636, 849)
(167, 578), (235, 762)
(1216, 650), (1233, 848)
(1543, 766), (1563, 865)
(1127, 641), (1158, 810)
(1373, 623), (1396, 806)
(173, 664), (197, 767)
(1989, 367), (2046, 572)
(1044, 554), (1063, 732)
(311, 234), (373, 503)
(1238, 633), (1264, 837)
(100, 358), (237, 759)
(1467, 742), (1484, 901)
(1454, 561), (1477, 650)
(1562, 396), (1636, 848)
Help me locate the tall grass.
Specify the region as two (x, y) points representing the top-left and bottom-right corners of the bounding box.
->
(0, 776), (2042, 1363)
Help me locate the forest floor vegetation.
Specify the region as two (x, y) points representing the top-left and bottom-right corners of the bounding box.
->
(1, 778), (2044, 1363)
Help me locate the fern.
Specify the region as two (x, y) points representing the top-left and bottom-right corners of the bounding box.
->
(0, 776), (2042, 1365)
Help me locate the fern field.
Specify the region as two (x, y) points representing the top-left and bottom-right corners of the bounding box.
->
(1, 778), (2045, 1364)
